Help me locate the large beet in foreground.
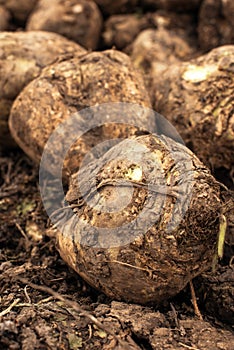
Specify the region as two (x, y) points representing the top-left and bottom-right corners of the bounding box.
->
(55, 134), (222, 304)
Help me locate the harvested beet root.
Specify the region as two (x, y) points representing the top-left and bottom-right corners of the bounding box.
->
(55, 133), (223, 304)
(26, 0), (103, 50)
(0, 31), (85, 149)
(154, 45), (234, 179)
(198, 0), (234, 51)
(9, 50), (154, 180)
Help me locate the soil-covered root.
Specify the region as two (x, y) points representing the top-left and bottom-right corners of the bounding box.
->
(198, 0), (234, 51)
(102, 13), (153, 50)
(141, 0), (202, 12)
(195, 265), (234, 325)
(9, 50), (154, 181)
(26, 0), (103, 50)
(154, 45), (234, 180)
(148, 9), (198, 37)
(0, 0), (38, 24)
(0, 31), (86, 150)
(103, 10), (197, 51)
(93, 0), (138, 15)
(0, 6), (11, 30)
(130, 27), (198, 101)
(56, 133), (223, 305)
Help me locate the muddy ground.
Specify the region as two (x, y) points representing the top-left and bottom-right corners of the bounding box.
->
(0, 151), (233, 349)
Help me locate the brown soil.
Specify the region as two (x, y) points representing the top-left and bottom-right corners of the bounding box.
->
(0, 151), (233, 349)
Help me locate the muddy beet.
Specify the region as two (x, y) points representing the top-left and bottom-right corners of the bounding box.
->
(0, 1), (234, 349)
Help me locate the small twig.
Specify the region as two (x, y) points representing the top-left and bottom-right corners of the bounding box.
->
(87, 324), (93, 341)
(0, 298), (21, 317)
(15, 276), (140, 350)
(229, 255), (234, 266)
(15, 296), (54, 308)
(170, 303), (186, 336)
(178, 342), (199, 350)
(24, 285), (32, 304)
(170, 303), (180, 330)
(15, 303), (34, 307)
(189, 280), (203, 320)
(15, 222), (29, 243)
(5, 159), (13, 185)
(217, 214), (227, 259)
(106, 260), (155, 278)
(107, 260), (150, 272)
(0, 190), (19, 199)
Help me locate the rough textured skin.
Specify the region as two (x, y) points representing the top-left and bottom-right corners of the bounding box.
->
(55, 134), (222, 304)
(198, 0), (234, 51)
(102, 14), (152, 50)
(0, 6), (11, 30)
(131, 27), (197, 70)
(26, 0), (103, 50)
(9, 50), (154, 180)
(196, 266), (234, 325)
(149, 10), (198, 39)
(131, 27), (198, 101)
(0, 31), (86, 149)
(103, 10), (197, 51)
(0, 0), (38, 24)
(93, 0), (138, 15)
(154, 45), (234, 175)
(141, 0), (202, 12)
